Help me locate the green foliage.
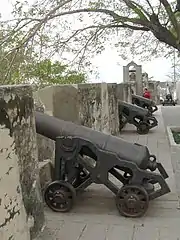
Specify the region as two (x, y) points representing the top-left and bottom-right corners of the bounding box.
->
(0, 49), (30, 84)
(172, 130), (180, 144)
(22, 59), (87, 85)
(169, 11), (180, 38)
(0, 26), (86, 85)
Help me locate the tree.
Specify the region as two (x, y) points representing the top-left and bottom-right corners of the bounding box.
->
(1, 0), (180, 72)
(0, 24), (86, 85)
(167, 62), (180, 81)
(21, 59), (87, 86)
(0, 27), (35, 84)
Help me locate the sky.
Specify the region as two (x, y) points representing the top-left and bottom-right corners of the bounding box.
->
(0, 0), (174, 83)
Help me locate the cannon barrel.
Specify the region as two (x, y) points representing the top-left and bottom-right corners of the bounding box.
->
(132, 94), (155, 106)
(35, 111), (152, 170)
(118, 100), (149, 115)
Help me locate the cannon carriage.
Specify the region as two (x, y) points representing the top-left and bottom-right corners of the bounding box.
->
(162, 94), (176, 106)
(132, 94), (158, 114)
(35, 111), (170, 218)
(118, 101), (158, 134)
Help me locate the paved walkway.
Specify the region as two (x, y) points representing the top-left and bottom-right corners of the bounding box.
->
(37, 106), (180, 240)
(161, 105), (180, 127)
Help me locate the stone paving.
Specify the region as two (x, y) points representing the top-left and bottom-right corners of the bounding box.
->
(37, 106), (180, 240)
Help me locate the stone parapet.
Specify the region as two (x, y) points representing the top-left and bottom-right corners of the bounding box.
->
(0, 85), (44, 239)
(35, 83), (124, 136)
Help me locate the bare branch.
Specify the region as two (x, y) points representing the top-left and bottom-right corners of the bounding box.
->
(157, 2), (162, 16)
(62, 23), (149, 44)
(145, 0), (155, 14)
(131, 1), (151, 17)
(1, 0), (180, 78)
(123, 0), (150, 20)
(3, 50), (19, 83)
(50, 8), (151, 27)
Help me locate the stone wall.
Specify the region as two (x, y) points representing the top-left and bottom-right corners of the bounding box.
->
(53, 85), (79, 123)
(120, 83), (134, 103)
(147, 81), (160, 104)
(176, 81), (180, 104)
(0, 85), (44, 239)
(34, 91), (55, 162)
(77, 83), (120, 135)
(35, 82), (123, 135)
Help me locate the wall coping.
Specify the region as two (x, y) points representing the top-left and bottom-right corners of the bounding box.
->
(167, 126), (180, 147)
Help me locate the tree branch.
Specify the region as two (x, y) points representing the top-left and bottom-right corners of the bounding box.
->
(145, 0), (155, 14)
(160, 0), (180, 41)
(49, 8), (151, 28)
(123, 0), (150, 20)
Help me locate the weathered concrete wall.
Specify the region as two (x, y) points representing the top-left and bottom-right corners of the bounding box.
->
(53, 85), (79, 123)
(37, 134), (55, 162)
(0, 85), (44, 239)
(78, 83), (102, 130)
(36, 83), (121, 135)
(148, 81), (160, 103)
(166, 126), (180, 207)
(0, 129), (31, 240)
(33, 86), (53, 113)
(34, 95), (55, 162)
(116, 83), (124, 101)
(121, 83), (133, 103)
(176, 81), (180, 104)
(79, 83), (120, 134)
(107, 83), (119, 135)
(77, 83), (120, 135)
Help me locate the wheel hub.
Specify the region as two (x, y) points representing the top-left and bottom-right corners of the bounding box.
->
(54, 190), (67, 204)
(126, 194), (139, 208)
(116, 185), (149, 217)
(44, 180), (76, 212)
(140, 124), (147, 130)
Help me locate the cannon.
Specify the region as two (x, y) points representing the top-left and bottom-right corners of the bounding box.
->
(162, 94), (176, 106)
(35, 111), (170, 218)
(118, 101), (158, 134)
(132, 94), (158, 114)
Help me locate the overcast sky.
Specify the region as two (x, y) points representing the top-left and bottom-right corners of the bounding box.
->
(1, 0), (173, 83)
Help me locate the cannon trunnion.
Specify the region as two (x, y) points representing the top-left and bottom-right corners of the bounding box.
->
(35, 112), (170, 218)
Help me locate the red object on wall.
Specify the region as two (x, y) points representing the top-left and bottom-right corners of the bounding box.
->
(143, 91), (151, 99)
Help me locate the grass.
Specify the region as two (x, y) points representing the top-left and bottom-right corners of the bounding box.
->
(172, 130), (180, 144)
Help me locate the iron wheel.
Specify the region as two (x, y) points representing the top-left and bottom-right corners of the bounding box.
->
(137, 122), (149, 135)
(116, 185), (149, 218)
(44, 180), (76, 212)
